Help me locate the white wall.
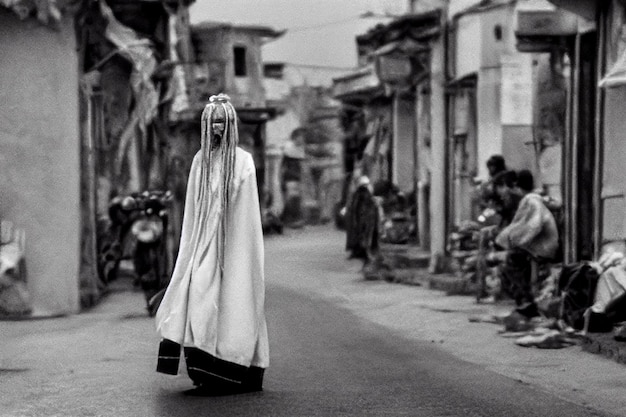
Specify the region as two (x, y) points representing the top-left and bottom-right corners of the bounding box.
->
(455, 13), (482, 79)
(0, 13), (81, 315)
(395, 97), (417, 193)
(602, 87), (626, 242)
(476, 67), (503, 178)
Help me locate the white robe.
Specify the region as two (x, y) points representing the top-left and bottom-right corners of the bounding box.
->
(156, 147), (269, 370)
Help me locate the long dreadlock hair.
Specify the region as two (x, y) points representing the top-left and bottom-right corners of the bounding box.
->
(192, 94), (239, 276)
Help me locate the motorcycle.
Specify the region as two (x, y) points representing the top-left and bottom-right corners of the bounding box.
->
(130, 191), (173, 315)
(102, 190), (173, 316)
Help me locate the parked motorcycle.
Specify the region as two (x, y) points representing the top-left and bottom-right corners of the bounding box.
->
(101, 190), (173, 316)
(130, 191), (173, 316)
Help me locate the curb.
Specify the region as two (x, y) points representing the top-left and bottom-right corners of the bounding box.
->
(582, 333), (626, 365)
(368, 245), (475, 294)
(363, 264), (475, 295)
(369, 245), (626, 366)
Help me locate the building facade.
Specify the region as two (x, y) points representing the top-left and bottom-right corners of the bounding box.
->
(0, 0), (196, 316)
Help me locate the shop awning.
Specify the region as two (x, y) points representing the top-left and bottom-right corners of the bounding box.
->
(357, 9), (441, 48)
(371, 38), (432, 57)
(514, 1), (593, 53)
(516, 2), (579, 37)
(332, 64), (383, 102)
(545, 0), (595, 21)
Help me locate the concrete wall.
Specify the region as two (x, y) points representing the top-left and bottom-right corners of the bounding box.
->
(532, 53), (567, 201)
(230, 30), (266, 107)
(481, 6), (516, 69)
(395, 96), (417, 193)
(193, 26), (268, 107)
(0, 13), (81, 315)
(455, 13), (482, 79)
(472, 5), (536, 180)
(501, 125), (536, 172)
(601, 87), (626, 243)
(476, 67), (503, 178)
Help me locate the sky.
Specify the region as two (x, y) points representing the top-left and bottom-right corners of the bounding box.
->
(189, 0), (409, 69)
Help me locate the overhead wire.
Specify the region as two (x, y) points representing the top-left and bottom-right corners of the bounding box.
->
(284, 14), (390, 33)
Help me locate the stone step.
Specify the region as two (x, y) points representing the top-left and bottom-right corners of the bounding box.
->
(428, 274), (476, 296)
(379, 244), (431, 269)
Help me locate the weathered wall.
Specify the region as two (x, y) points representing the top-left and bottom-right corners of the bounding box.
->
(476, 67), (503, 175)
(395, 96), (416, 193)
(454, 13), (482, 79)
(601, 87), (626, 243)
(230, 30), (266, 107)
(0, 12), (81, 315)
(501, 125), (536, 172)
(480, 6), (516, 70)
(192, 26), (229, 98)
(532, 53), (566, 200)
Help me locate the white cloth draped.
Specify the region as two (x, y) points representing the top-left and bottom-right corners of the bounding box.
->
(156, 147), (269, 369)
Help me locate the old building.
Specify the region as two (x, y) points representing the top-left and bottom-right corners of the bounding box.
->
(514, 0), (593, 263)
(539, 0), (626, 261)
(187, 22), (284, 199)
(0, 2), (81, 316)
(264, 62), (350, 221)
(333, 10), (446, 266)
(0, 0), (195, 316)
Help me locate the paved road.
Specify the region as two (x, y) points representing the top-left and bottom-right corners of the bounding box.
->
(0, 227), (617, 416)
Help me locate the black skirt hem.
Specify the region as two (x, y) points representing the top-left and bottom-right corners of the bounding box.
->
(156, 339), (265, 391)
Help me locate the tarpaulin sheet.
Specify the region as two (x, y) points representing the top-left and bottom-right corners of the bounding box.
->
(165, 11), (190, 118)
(99, 0), (159, 130)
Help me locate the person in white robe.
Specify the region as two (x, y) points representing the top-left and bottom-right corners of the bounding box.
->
(155, 94), (269, 395)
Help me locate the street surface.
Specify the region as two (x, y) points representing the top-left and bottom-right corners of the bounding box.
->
(0, 226), (624, 416)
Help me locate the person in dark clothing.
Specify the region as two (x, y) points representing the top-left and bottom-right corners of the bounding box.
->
(516, 169), (535, 193)
(478, 155), (508, 212)
(486, 155), (506, 175)
(281, 129), (306, 227)
(491, 170), (522, 227)
(476, 168), (520, 301)
(345, 176), (379, 263)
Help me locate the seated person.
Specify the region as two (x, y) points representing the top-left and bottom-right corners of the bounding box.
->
(478, 170), (522, 243)
(475, 170), (521, 300)
(478, 155), (508, 211)
(493, 170), (559, 317)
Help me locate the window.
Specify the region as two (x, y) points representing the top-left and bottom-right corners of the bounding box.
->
(233, 46), (247, 77)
